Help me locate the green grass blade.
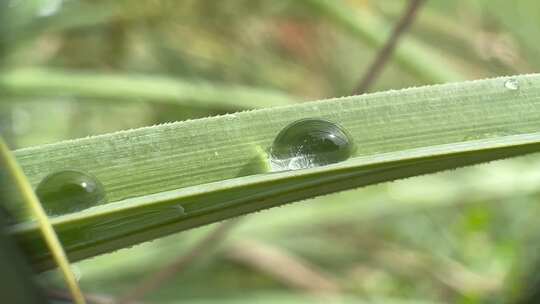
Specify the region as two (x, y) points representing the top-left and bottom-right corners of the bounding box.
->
(10, 133), (540, 270)
(7, 74), (540, 269)
(303, 0), (465, 83)
(0, 68), (296, 109)
(0, 139), (86, 304)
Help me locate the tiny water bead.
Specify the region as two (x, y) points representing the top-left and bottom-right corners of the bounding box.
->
(270, 118), (355, 171)
(504, 79), (519, 91)
(35, 170), (106, 216)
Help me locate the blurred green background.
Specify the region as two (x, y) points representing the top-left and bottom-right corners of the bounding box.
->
(2, 0), (540, 303)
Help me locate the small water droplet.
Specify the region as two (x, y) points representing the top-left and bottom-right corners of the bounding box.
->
(35, 170), (106, 216)
(504, 79), (519, 91)
(270, 118), (354, 171)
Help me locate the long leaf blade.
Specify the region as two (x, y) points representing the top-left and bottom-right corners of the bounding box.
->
(0, 68), (296, 109)
(7, 74), (540, 269)
(10, 133), (540, 270)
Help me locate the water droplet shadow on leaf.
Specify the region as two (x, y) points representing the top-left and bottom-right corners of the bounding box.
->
(236, 145), (273, 177)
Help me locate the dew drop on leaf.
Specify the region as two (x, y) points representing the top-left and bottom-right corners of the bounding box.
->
(504, 79), (519, 91)
(35, 170), (107, 216)
(270, 118), (355, 171)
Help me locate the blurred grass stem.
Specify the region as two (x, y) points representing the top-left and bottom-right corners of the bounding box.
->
(0, 138), (86, 304)
(117, 219), (239, 304)
(354, 0), (426, 94)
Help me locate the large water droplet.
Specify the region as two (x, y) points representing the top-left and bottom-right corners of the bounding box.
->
(504, 79), (519, 91)
(270, 118), (354, 171)
(35, 170), (106, 216)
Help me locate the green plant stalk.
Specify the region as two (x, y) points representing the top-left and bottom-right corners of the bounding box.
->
(0, 68), (296, 109)
(303, 0), (464, 83)
(7, 73), (540, 270)
(0, 139), (86, 304)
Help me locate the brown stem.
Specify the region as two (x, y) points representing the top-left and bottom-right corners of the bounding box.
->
(353, 0), (426, 94)
(117, 219), (240, 304)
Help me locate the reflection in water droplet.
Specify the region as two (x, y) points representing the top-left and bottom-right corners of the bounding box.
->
(270, 118), (354, 171)
(35, 170), (106, 216)
(504, 79), (519, 91)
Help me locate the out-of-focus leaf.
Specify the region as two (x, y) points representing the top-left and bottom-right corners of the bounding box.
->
(0, 68), (297, 110)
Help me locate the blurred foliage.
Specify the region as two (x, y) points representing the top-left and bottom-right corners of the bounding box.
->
(2, 0), (540, 303)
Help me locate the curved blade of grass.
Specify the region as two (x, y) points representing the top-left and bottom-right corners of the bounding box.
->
(0, 139), (86, 304)
(9, 132), (540, 271)
(0, 68), (296, 109)
(302, 0), (465, 83)
(5, 74), (540, 270)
